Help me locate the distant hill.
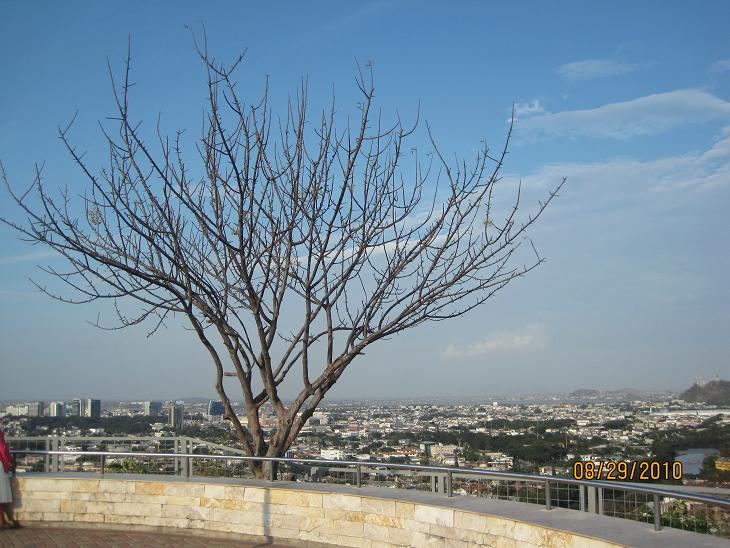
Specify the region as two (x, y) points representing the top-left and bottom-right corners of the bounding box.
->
(569, 389), (600, 398)
(680, 380), (730, 406)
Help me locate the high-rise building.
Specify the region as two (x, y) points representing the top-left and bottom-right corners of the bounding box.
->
(207, 400), (225, 416)
(144, 401), (163, 417)
(85, 399), (101, 418)
(70, 399), (83, 417)
(28, 401), (44, 417)
(168, 404), (184, 430)
(50, 402), (65, 417)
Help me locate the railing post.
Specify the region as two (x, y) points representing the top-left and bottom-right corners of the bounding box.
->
(186, 439), (192, 479)
(545, 480), (552, 510)
(100, 454), (105, 477)
(579, 485), (586, 512)
(653, 494), (662, 531)
(446, 470), (453, 497)
(51, 437), (59, 472)
(269, 461), (276, 482)
(44, 438), (50, 473)
(356, 464), (362, 488)
(597, 487), (604, 515)
(587, 486), (598, 514)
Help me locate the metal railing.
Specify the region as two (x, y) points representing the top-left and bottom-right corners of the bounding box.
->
(10, 445), (730, 538)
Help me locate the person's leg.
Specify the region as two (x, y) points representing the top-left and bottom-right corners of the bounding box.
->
(1, 502), (19, 527)
(0, 503), (9, 527)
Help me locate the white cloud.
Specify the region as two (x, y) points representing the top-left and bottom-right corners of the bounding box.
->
(0, 249), (57, 266)
(513, 100), (546, 120)
(512, 128), (730, 194)
(708, 59), (730, 77)
(445, 323), (550, 358)
(517, 89), (730, 141)
(557, 59), (637, 81)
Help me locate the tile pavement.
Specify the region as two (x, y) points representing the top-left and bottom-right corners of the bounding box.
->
(0, 526), (292, 547)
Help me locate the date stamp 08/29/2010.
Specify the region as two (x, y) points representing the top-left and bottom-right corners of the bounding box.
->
(572, 460), (683, 482)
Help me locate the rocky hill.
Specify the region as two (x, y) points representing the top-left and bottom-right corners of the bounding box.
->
(680, 379), (730, 406)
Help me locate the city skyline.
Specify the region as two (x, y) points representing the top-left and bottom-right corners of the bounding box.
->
(1, 1), (729, 401)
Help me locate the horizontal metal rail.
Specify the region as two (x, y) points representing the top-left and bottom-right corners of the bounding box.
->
(13, 449), (730, 510)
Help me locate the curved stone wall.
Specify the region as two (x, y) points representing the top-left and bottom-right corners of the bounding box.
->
(10, 476), (723, 547)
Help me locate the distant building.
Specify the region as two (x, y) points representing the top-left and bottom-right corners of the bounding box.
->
(207, 400), (225, 416)
(169, 404), (184, 430)
(28, 401), (44, 417)
(50, 402), (65, 417)
(70, 398), (84, 417)
(85, 399), (101, 418)
(144, 401), (163, 417)
(320, 448), (349, 461)
(5, 404), (28, 416)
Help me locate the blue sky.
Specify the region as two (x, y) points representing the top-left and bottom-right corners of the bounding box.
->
(1, 1), (729, 400)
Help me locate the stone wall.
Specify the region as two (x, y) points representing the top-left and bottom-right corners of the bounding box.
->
(10, 476), (628, 547)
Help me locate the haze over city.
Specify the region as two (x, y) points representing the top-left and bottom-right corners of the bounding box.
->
(1, 1), (729, 401)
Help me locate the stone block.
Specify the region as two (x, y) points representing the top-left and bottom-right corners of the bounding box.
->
(15, 511), (45, 522)
(41, 511), (74, 522)
(199, 496), (247, 510)
(17, 499), (61, 512)
(442, 538), (468, 548)
(243, 487), (266, 502)
(363, 522), (389, 542)
(162, 503), (213, 521)
(74, 512), (105, 523)
(205, 520), (237, 533)
(403, 517), (432, 533)
(362, 497), (396, 516)
(430, 523), (486, 544)
(269, 489), (323, 507)
(202, 484), (227, 499)
(484, 517), (516, 539)
(164, 482), (205, 497)
(395, 501), (415, 519)
(124, 493), (169, 504)
(454, 511), (487, 533)
(324, 508), (364, 521)
(211, 507), (251, 524)
(18, 490), (68, 500)
(134, 481), (166, 495)
(364, 513), (404, 529)
(268, 502), (325, 517)
(322, 493), (362, 511)
(59, 499), (87, 513)
(69, 479), (100, 493)
(84, 501), (113, 515)
(143, 516), (190, 529)
(105, 514), (143, 525)
(99, 479), (135, 493)
(221, 485), (245, 499)
(414, 504), (454, 527)
(23, 479), (72, 492)
(90, 491), (127, 503)
(113, 501), (162, 517)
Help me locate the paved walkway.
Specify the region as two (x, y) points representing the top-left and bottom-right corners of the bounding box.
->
(0, 526), (292, 547)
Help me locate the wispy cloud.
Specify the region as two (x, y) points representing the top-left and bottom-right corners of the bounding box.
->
(557, 59), (637, 81)
(0, 249), (57, 266)
(516, 89), (730, 141)
(444, 323), (550, 358)
(513, 100), (546, 120)
(517, 128), (730, 194)
(708, 59), (730, 77)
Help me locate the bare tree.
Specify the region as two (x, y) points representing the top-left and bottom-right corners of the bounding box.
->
(2, 36), (563, 476)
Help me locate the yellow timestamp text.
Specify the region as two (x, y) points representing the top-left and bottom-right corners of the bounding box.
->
(572, 460), (682, 482)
